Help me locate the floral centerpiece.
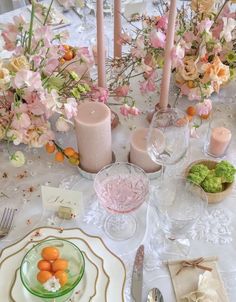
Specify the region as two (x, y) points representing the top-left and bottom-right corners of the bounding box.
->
(0, 1), (104, 165)
(108, 0), (236, 118)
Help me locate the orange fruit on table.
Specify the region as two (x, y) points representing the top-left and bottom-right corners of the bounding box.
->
(37, 271), (53, 284)
(41, 246), (59, 261)
(186, 106), (196, 116)
(52, 259), (68, 272)
(64, 147), (75, 157)
(37, 260), (52, 271)
(54, 270), (68, 286)
(63, 50), (74, 61)
(45, 142), (55, 154)
(55, 152), (64, 162)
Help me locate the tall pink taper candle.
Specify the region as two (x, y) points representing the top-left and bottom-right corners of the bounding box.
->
(159, 0), (177, 109)
(114, 0), (122, 58)
(96, 0), (106, 87)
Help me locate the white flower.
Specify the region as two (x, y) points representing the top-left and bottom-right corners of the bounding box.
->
(55, 116), (70, 132)
(220, 18), (236, 43)
(10, 151), (25, 167)
(43, 276), (61, 292)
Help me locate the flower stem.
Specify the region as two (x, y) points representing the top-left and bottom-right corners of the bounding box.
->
(43, 0), (54, 26)
(27, 0), (35, 54)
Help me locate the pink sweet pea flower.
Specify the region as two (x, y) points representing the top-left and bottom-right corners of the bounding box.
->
(183, 31), (195, 43)
(13, 70), (42, 91)
(11, 113), (31, 130)
(140, 71), (156, 94)
(197, 19), (213, 34)
(120, 104), (131, 117)
(64, 98), (78, 119)
(91, 87), (109, 103)
(34, 26), (53, 48)
(131, 37), (146, 58)
(43, 58), (59, 75)
(171, 45), (185, 68)
(150, 30), (166, 49)
(196, 99), (212, 116)
(129, 106), (140, 116)
(156, 15), (168, 31)
(114, 85), (130, 97)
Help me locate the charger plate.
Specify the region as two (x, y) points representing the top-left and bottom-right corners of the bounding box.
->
(0, 227), (126, 302)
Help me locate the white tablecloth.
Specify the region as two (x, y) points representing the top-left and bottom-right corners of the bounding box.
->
(0, 2), (236, 301)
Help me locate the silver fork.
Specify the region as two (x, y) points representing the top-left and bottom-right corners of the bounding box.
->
(0, 208), (17, 239)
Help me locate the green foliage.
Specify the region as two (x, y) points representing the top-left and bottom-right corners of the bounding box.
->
(215, 160), (236, 183)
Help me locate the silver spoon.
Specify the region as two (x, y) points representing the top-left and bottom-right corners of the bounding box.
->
(147, 288), (164, 302)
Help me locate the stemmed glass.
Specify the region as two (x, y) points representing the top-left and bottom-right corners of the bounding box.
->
(147, 107), (190, 180)
(94, 162), (149, 241)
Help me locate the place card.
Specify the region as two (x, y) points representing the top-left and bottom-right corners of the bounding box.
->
(41, 186), (83, 216)
(124, 0), (147, 18)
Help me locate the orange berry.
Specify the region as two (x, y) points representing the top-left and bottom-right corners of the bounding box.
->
(68, 156), (79, 165)
(60, 58), (66, 64)
(37, 271), (52, 284)
(45, 142), (55, 154)
(200, 113), (210, 120)
(72, 152), (79, 160)
(63, 50), (74, 61)
(37, 260), (52, 271)
(52, 259), (68, 272)
(186, 106), (196, 116)
(63, 44), (70, 51)
(41, 246), (59, 261)
(64, 147), (75, 157)
(54, 270), (68, 286)
(55, 152), (64, 162)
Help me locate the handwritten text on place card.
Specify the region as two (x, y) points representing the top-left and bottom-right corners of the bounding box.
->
(41, 186), (83, 215)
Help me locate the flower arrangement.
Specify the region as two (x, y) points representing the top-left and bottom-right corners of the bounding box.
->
(0, 1), (109, 165)
(108, 0), (236, 118)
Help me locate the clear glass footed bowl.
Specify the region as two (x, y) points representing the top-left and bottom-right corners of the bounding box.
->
(94, 162), (150, 214)
(20, 239), (85, 302)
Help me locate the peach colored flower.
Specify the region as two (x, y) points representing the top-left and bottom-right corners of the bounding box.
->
(202, 56), (230, 92)
(176, 56), (199, 81)
(191, 0), (215, 13)
(0, 67), (11, 90)
(8, 56), (30, 72)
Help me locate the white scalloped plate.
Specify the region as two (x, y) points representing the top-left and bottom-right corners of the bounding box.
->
(0, 227), (126, 302)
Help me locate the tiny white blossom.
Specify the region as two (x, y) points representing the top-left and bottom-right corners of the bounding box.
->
(43, 276), (61, 292)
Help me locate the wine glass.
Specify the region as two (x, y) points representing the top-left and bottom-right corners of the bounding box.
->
(147, 107), (190, 180)
(150, 177), (208, 259)
(94, 162), (150, 241)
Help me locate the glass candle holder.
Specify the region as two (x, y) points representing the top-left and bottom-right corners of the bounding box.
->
(204, 117), (232, 158)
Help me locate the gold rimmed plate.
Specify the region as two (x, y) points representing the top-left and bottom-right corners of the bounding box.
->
(0, 227), (126, 302)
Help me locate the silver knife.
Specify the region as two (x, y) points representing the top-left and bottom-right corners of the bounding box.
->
(131, 245), (144, 302)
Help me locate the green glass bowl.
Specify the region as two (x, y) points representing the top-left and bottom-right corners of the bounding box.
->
(20, 239), (85, 302)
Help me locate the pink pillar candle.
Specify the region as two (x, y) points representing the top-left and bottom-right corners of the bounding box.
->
(114, 0), (122, 58)
(130, 128), (163, 173)
(96, 0), (106, 87)
(74, 102), (112, 173)
(159, 0), (177, 109)
(208, 127), (232, 157)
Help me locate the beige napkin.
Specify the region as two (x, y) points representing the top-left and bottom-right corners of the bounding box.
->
(167, 257), (229, 302)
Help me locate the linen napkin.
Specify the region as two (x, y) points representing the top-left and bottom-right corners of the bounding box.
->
(167, 257), (229, 302)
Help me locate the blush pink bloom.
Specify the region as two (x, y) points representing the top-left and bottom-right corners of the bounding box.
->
(150, 30), (166, 49)
(34, 26), (53, 48)
(131, 37), (146, 58)
(114, 85), (130, 97)
(38, 130), (55, 146)
(140, 71), (156, 94)
(91, 87), (109, 103)
(197, 19), (213, 34)
(129, 106), (140, 116)
(196, 99), (212, 116)
(183, 31), (195, 43)
(13, 70), (42, 91)
(64, 98), (78, 119)
(156, 15), (168, 31)
(120, 104), (131, 117)
(11, 113), (31, 129)
(171, 45), (185, 68)
(43, 58), (59, 75)
(1, 31), (17, 51)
